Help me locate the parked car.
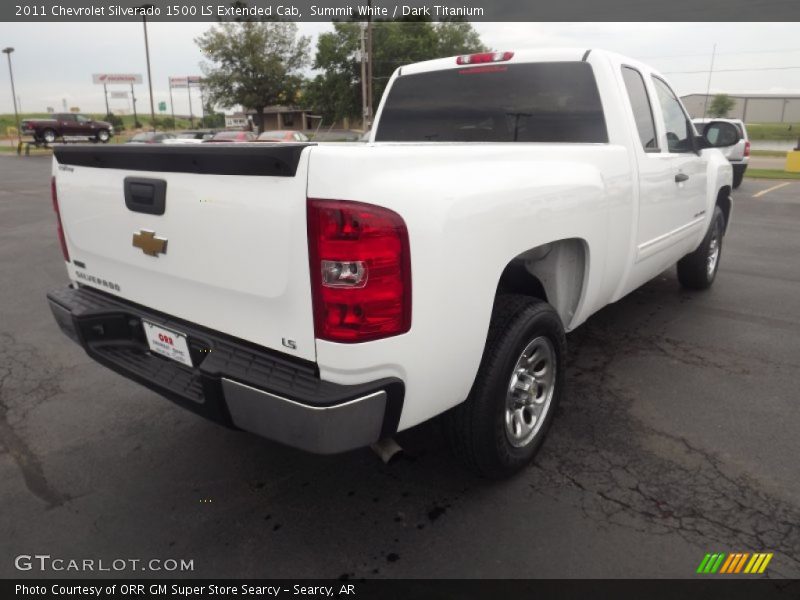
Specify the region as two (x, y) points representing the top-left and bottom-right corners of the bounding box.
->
(257, 130), (310, 142)
(311, 129), (362, 142)
(21, 113), (114, 144)
(204, 131), (257, 143)
(48, 49), (740, 478)
(693, 118), (750, 188)
(125, 132), (177, 144)
(166, 130), (217, 144)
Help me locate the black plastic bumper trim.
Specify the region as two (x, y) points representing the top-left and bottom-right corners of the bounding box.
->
(46, 285), (404, 450)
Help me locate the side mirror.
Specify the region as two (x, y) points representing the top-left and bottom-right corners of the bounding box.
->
(701, 121), (741, 148)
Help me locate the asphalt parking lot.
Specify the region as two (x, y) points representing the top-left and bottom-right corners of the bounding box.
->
(1, 154), (799, 579)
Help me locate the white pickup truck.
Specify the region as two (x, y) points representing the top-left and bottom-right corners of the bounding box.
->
(47, 49), (741, 478)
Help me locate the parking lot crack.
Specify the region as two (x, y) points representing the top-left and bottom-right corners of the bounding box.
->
(0, 332), (70, 509)
(532, 317), (800, 576)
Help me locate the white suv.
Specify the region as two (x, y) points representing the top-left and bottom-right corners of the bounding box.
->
(693, 118), (750, 188)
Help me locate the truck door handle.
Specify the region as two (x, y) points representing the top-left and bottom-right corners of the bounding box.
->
(675, 173), (689, 183)
(124, 177), (167, 216)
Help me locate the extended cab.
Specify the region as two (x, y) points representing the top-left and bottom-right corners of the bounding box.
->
(46, 49), (740, 477)
(22, 113), (114, 144)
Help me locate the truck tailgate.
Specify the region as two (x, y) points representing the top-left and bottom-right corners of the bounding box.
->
(52, 144), (317, 362)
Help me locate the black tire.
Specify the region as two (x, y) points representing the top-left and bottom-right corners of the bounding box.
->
(732, 165), (745, 189)
(96, 129), (111, 143)
(677, 205), (725, 290)
(41, 129), (57, 144)
(443, 294), (566, 479)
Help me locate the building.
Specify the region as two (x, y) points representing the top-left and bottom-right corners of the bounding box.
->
(247, 106), (322, 131)
(681, 93), (800, 123)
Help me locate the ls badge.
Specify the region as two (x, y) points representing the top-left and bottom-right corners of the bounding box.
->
(132, 230), (168, 257)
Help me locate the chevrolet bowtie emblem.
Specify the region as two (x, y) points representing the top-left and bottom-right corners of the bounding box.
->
(132, 230), (168, 257)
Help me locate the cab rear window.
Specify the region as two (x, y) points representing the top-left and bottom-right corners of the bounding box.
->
(375, 61), (608, 143)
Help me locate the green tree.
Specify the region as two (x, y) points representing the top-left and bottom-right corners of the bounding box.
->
(708, 94), (735, 118)
(303, 19), (485, 126)
(104, 112), (125, 132)
(201, 111), (226, 129)
(196, 21), (310, 130)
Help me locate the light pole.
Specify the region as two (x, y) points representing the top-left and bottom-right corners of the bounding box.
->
(2, 47), (21, 144)
(701, 43), (716, 119)
(140, 5), (156, 131)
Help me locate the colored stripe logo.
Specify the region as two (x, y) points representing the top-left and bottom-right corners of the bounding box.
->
(696, 552), (773, 574)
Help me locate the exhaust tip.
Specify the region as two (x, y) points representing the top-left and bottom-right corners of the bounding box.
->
(370, 438), (404, 464)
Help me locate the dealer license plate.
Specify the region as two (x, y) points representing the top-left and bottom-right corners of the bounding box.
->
(142, 320), (193, 367)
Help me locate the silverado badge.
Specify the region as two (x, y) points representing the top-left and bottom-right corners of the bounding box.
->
(132, 230), (168, 257)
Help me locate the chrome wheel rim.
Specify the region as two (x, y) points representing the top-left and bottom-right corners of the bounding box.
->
(44, 131), (55, 143)
(99, 131), (109, 141)
(505, 336), (556, 448)
(707, 230), (720, 278)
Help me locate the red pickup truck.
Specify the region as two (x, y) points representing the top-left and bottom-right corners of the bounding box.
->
(21, 113), (114, 144)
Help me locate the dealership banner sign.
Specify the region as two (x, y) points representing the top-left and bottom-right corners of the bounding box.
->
(92, 73), (142, 85)
(5, 0), (800, 21)
(170, 77), (203, 89)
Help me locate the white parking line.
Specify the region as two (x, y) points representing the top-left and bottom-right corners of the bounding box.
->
(753, 182), (791, 198)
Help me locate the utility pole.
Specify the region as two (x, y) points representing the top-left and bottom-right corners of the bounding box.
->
(141, 6), (156, 131)
(2, 47), (21, 144)
(366, 2), (374, 131)
(199, 82), (205, 127)
(187, 84), (194, 128)
(131, 82), (139, 129)
(168, 79), (175, 129)
(360, 22), (368, 131)
(701, 43), (716, 119)
(103, 83), (110, 116)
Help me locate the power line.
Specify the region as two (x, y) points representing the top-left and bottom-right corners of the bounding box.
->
(664, 65), (800, 74)
(642, 47), (800, 60)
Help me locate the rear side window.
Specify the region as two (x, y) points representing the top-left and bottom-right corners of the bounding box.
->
(375, 62), (608, 143)
(621, 67), (658, 151)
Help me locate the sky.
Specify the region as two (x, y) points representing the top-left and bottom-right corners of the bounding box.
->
(1, 22), (800, 115)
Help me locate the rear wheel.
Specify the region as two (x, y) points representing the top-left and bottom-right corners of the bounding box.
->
(42, 129), (57, 144)
(677, 205), (725, 290)
(443, 295), (566, 478)
(732, 165), (746, 189)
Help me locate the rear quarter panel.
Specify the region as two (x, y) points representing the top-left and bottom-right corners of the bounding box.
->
(308, 143), (632, 429)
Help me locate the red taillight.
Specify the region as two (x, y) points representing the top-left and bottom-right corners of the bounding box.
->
(51, 176), (70, 262)
(307, 199), (411, 343)
(744, 140), (751, 157)
(456, 51), (514, 65)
